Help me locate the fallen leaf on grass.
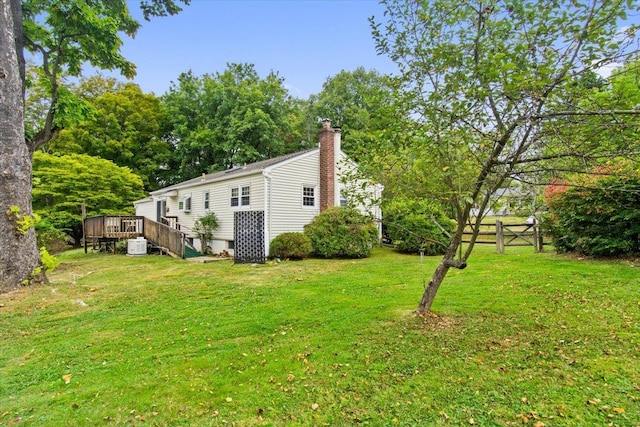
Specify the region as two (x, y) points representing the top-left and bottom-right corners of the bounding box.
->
(612, 407), (625, 414)
(62, 374), (72, 384)
(225, 397), (233, 403)
(311, 403), (319, 410)
(469, 418), (476, 425)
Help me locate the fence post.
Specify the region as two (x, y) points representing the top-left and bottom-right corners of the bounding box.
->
(533, 219), (543, 252)
(496, 219), (504, 253)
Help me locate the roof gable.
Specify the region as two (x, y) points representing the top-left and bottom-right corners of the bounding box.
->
(150, 148), (318, 195)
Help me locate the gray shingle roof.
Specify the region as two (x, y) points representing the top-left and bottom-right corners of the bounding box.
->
(150, 148), (317, 195)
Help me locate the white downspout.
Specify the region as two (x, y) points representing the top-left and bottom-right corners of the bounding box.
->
(263, 170), (272, 257)
(333, 128), (342, 206)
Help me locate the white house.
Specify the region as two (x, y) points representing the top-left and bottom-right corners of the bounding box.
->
(133, 120), (383, 261)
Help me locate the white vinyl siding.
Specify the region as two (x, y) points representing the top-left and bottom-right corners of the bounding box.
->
(266, 151), (320, 238)
(143, 175), (264, 245)
(134, 198), (155, 219)
(212, 176), (263, 241)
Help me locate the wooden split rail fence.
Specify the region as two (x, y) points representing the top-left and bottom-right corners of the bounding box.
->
(463, 219), (545, 253)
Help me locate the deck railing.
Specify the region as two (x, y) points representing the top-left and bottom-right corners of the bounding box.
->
(143, 217), (185, 258)
(84, 215), (143, 239)
(83, 215), (185, 258)
(161, 216), (180, 230)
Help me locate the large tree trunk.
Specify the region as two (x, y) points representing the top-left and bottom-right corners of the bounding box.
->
(0, 0), (41, 292)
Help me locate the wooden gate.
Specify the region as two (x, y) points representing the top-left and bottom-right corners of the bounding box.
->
(463, 219), (544, 253)
(234, 211), (265, 264)
(495, 220), (544, 253)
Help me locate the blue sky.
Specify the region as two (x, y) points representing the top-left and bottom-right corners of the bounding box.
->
(113, 0), (397, 98)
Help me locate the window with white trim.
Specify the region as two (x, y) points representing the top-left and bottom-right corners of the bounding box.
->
(230, 185), (250, 207)
(302, 185), (316, 207)
(179, 195), (192, 212)
(241, 185), (250, 206)
(203, 191), (210, 211)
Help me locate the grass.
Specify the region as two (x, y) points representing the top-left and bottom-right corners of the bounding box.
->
(1, 246), (639, 426)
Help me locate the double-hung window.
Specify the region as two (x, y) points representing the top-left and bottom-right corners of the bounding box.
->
(179, 195), (192, 212)
(203, 191), (210, 211)
(241, 186), (250, 206)
(230, 185), (250, 207)
(302, 185), (316, 207)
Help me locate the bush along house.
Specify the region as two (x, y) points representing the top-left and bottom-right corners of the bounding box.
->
(133, 120), (383, 263)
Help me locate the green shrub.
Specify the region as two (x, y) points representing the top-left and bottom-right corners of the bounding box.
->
(193, 212), (220, 255)
(304, 207), (378, 258)
(543, 169), (640, 256)
(35, 218), (69, 254)
(115, 240), (129, 254)
(269, 232), (312, 260)
(383, 198), (454, 255)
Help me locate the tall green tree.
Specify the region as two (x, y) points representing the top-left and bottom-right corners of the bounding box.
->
(32, 152), (146, 246)
(311, 67), (401, 157)
(369, 0), (640, 313)
(0, 0), (187, 292)
(48, 77), (173, 191)
(22, 0), (141, 149)
(163, 64), (303, 180)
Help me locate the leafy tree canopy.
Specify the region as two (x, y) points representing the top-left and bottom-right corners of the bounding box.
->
(46, 76), (174, 191)
(22, 0), (188, 150)
(163, 64), (304, 181)
(310, 67), (402, 157)
(32, 152), (146, 245)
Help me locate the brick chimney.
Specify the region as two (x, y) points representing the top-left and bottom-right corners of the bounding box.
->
(319, 119), (340, 212)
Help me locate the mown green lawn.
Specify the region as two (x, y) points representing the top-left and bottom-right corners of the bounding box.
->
(1, 246), (638, 426)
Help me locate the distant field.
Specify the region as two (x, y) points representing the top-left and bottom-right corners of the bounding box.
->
(1, 246), (638, 426)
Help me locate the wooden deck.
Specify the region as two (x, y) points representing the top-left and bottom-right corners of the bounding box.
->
(83, 215), (186, 258)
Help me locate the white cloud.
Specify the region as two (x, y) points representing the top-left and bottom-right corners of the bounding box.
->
(595, 62), (621, 79)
